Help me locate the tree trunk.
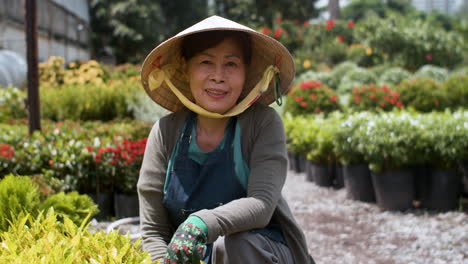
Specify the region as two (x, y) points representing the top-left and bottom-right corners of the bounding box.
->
(328, 0), (341, 20)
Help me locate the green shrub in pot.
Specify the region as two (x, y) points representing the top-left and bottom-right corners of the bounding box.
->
(442, 74), (468, 110)
(306, 115), (341, 165)
(356, 112), (428, 173)
(394, 77), (446, 112)
(334, 112), (372, 165)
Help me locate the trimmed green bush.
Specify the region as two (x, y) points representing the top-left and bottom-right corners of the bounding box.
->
(337, 67), (378, 95)
(414, 65), (449, 82)
(442, 74), (468, 110)
(40, 191), (99, 226)
(0, 175), (40, 232)
(378, 67), (412, 86)
(395, 77), (446, 112)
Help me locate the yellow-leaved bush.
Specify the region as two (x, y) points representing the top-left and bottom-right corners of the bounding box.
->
(0, 209), (155, 264)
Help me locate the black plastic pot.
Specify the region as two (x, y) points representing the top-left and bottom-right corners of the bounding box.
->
(288, 152), (296, 171)
(309, 162), (334, 187)
(371, 170), (415, 211)
(295, 154), (307, 173)
(88, 192), (114, 220)
(114, 193), (139, 219)
(343, 164), (375, 202)
(334, 163), (344, 189)
(420, 169), (462, 211)
(412, 165), (430, 204)
(306, 160), (314, 182)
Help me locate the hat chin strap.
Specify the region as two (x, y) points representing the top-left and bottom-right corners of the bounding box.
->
(149, 65), (279, 119)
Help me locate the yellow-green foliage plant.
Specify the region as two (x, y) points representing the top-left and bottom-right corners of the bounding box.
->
(0, 209), (155, 264)
(40, 191), (99, 226)
(0, 175), (40, 232)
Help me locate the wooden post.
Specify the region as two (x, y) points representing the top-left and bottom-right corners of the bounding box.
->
(24, 0), (41, 134)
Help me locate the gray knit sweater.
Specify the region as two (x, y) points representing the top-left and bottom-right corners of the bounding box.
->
(137, 103), (312, 264)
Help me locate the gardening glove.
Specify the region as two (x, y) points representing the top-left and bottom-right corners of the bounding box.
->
(163, 221), (207, 264)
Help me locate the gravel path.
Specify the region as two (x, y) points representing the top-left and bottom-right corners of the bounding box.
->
(284, 170), (468, 264)
(94, 169), (468, 264)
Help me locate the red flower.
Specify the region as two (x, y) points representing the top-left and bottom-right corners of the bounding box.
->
(396, 102), (403, 108)
(382, 85), (390, 93)
(310, 93), (317, 101)
(330, 95), (337, 102)
(325, 20), (335, 30)
(426, 54), (432, 61)
(301, 80), (321, 89)
(276, 17), (282, 23)
(300, 102), (307, 108)
(0, 144), (14, 159)
(369, 94), (376, 100)
(295, 96), (304, 102)
(336, 35), (344, 42)
(274, 27), (284, 38)
(352, 87), (359, 94)
(303, 21), (309, 27)
(354, 95), (361, 104)
(348, 21), (355, 28)
(260, 27), (271, 35)
(314, 108), (321, 113)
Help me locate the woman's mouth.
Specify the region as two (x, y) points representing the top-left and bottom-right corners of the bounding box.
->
(205, 89), (228, 99)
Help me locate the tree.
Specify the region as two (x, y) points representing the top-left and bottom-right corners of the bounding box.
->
(328, 0), (341, 19)
(89, 0), (207, 64)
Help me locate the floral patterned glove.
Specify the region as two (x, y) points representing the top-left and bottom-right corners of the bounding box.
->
(163, 222), (207, 264)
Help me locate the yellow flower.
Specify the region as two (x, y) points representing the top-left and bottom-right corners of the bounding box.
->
(365, 48), (372, 55)
(303, 59), (311, 69)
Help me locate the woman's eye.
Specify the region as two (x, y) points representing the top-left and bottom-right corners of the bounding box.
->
(226, 62), (237, 67)
(201, 60), (212, 65)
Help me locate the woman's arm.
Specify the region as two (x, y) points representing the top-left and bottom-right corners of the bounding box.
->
(192, 107), (287, 243)
(137, 120), (174, 261)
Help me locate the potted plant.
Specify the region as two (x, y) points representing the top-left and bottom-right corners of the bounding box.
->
(284, 114), (314, 174)
(357, 112), (426, 211)
(419, 112), (466, 211)
(334, 112), (375, 202)
(111, 138), (147, 218)
(306, 116), (340, 188)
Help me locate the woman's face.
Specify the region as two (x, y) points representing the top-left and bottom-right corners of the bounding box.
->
(186, 37), (246, 114)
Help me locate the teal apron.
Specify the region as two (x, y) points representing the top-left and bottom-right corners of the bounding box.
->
(163, 112), (284, 263)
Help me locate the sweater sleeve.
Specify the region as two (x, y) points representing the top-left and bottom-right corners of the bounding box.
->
(192, 107), (288, 243)
(137, 120), (174, 261)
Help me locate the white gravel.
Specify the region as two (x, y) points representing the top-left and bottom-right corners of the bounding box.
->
(284, 170), (468, 264)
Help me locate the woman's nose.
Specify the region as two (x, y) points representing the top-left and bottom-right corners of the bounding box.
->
(210, 65), (225, 83)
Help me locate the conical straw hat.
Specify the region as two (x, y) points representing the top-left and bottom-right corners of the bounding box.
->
(141, 15), (295, 114)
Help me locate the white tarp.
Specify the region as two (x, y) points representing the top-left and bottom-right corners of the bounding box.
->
(0, 50), (27, 88)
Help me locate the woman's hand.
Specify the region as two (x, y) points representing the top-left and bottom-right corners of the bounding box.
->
(163, 222), (207, 264)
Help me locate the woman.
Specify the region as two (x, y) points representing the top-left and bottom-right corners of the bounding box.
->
(138, 16), (314, 264)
